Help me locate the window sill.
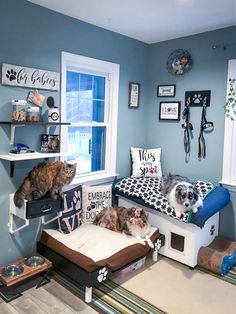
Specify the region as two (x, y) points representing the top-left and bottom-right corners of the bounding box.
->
(63, 172), (118, 190)
(219, 180), (236, 193)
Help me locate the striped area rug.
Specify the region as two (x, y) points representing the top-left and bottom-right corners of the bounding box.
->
(54, 273), (166, 314)
(93, 280), (166, 314)
(197, 265), (236, 286)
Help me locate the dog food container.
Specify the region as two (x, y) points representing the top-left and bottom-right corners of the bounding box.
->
(26, 106), (40, 122)
(48, 107), (60, 122)
(12, 100), (27, 122)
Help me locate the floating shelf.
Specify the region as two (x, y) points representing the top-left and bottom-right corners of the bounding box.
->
(0, 152), (69, 161)
(0, 121), (70, 145)
(0, 121), (71, 177)
(0, 121), (71, 125)
(0, 152), (69, 177)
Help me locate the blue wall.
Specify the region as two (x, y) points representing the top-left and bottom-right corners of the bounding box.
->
(147, 27), (236, 239)
(0, 0), (235, 264)
(0, 0), (148, 264)
(147, 26), (236, 181)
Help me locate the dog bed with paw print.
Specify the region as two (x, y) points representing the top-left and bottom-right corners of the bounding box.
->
(113, 177), (230, 227)
(40, 224), (159, 272)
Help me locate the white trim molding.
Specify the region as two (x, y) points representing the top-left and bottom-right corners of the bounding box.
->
(222, 59), (236, 189)
(60, 52), (120, 185)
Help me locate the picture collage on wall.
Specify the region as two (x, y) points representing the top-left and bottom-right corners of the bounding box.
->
(157, 84), (181, 121)
(156, 74), (213, 159)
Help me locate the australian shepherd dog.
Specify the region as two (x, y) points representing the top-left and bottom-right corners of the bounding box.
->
(160, 174), (203, 218)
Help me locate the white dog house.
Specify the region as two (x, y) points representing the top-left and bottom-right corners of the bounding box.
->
(118, 196), (219, 268)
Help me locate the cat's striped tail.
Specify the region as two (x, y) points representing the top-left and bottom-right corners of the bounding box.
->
(14, 178), (31, 208)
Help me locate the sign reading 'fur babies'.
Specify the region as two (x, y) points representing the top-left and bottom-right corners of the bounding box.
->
(1, 63), (60, 91)
(82, 185), (112, 224)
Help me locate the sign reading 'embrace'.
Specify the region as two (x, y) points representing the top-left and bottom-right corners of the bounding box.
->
(1, 63), (60, 91)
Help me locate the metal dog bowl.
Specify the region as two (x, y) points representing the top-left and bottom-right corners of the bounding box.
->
(25, 255), (45, 267)
(1, 264), (24, 277)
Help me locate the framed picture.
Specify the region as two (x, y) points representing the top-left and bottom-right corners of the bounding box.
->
(128, 82), (140, 108)
(159, 101), (181, 121)
(41, 134), (60, 153)
(157, 84), (176, 97)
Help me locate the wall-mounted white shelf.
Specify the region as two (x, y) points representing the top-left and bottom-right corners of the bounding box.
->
(0, 152), (69, 161)
(0, 121), (71, 177)
(0, 152), (69, 177)
(9, 194), (62, 234)
(0, 121), (70, 145)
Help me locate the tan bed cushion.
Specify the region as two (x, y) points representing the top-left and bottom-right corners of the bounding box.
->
(40, 224), (159, 272)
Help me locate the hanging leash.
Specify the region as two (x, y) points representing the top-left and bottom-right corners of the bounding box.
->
(182, 97), (193, 157)
(198, 96), (214, 159)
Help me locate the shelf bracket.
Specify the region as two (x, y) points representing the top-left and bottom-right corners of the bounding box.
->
(42, 211), (62, 225)
(45, 124), (58, 135)
(10, 161), (15, 177)
(9, 194), (29, 234)
(45, 125), (51, 135)
(10, 124), (25, 145)
(8, 213), (29, 234)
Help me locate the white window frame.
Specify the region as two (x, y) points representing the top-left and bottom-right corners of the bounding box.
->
(221, 59), (236, 192)
(61, 51), (119, 186)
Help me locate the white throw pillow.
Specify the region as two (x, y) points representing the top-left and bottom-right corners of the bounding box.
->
(82, 184), (112, 224)
(130, 147), (162, 178)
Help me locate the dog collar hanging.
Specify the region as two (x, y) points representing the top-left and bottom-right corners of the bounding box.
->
(182, 97), (193, 158)
(198, 97), (214, 159)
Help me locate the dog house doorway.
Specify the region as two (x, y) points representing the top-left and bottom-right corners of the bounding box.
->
(170, 232), (185, 252)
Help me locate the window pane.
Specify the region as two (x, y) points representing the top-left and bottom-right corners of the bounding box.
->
(66, 71), (79, 92)
(93, 76), (105, 100)
(66, 71), (105, 123)
(93, 100), (104, 122)
(80, 73), (92, 91)
(67, 126), (106, 174)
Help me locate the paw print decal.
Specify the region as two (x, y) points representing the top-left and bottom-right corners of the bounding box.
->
(6, 69), (17, 82)
(97, 267), (108, 283)
(210, 225), (215, 236)
(193, 93), (202, 104)
(73, 190), (81, 210)
(87, 202), (96, 212)
(149, 167), (156, 174)
(154, 239), (162, 251)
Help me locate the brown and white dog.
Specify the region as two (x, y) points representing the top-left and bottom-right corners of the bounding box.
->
(93, 206), (154, 248)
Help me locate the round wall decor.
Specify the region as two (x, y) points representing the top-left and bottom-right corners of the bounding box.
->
(167, 49), (192, 75)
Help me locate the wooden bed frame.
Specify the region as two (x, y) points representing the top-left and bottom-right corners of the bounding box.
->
(37, 234), (165, 303)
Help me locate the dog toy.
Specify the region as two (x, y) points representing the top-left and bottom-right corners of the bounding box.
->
(186, 209), (193, 223)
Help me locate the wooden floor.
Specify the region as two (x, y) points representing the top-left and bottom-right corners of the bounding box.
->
(0, 279), (98, 314)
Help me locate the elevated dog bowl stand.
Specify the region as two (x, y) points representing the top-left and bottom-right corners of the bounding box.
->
(0, 255), (52, 303)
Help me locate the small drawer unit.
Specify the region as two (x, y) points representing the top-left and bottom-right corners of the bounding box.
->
(26, 196), (63, 219)
(9, 193), (63, 234)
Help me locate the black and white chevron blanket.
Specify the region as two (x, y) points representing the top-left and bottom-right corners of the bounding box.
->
(113, 177), (215, 223)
